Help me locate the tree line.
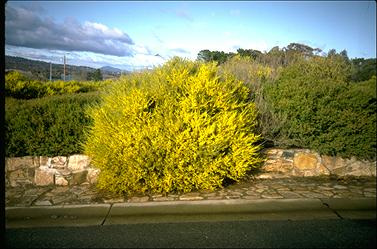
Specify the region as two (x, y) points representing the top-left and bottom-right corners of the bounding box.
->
(197, 42), (376, 82)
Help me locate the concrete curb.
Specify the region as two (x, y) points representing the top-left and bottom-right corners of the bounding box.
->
(6, 198), (376, 228)
(320, 198), (376, 220)
(108, 198), (328, 216)
(6, 204), (111, 228)
(105, 198), (337, 225)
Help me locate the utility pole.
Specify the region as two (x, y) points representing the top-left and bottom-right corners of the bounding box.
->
(49, 62), (52, 81)
(63, 54), (66, 81)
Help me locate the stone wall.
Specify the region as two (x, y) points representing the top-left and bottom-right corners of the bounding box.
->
(255, 148), (376, 179)
(5, 149), (376, 187)
(5, 155), (100, 187)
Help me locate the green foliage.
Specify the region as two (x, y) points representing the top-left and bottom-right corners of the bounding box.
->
(197, 49), (235, 64)
(197, 42), (323, 67)
(5, 71), (47, 99)
(218, 55), (282, 145)
(5, 92), (101, 157)
(237, 48), (263, 60)
(286, 42), (322, 57)
(263, 56), (376, 160)
(5, 71), (110, 99)
(87, 69), (103, 81)
(351, 58), (376, 82)
(84, 57), (263, 195)
(219, 55), (280, 90)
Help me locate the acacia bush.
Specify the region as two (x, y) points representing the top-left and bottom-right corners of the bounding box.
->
(84, 58), (263, 195)
(5, 92), (101, 157)
(263, 56), (376, 160)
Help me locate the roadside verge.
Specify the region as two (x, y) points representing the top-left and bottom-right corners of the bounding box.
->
(6, 198), (376, 228)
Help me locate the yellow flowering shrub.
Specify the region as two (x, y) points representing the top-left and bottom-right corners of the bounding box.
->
(84, 57), (263, 195)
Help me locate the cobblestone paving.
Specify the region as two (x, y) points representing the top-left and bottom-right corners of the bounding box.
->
(5, 176), (376, 207)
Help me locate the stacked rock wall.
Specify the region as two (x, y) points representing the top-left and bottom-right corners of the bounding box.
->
(5, 149), (376, 187)
(5, 155), (100, 187)
(256, 148), (376, 179)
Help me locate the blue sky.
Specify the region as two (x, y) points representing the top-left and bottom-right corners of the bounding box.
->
(5, 1), (376, 71)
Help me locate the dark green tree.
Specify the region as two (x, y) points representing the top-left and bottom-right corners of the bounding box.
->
(339, 49), (349, 62)
(286, 43), (315, 57)
(197, 50), (234, 64)
(327, 49), (337, 57)
(87, 69), (103, 81)
(351, 58), (377, 82)
(237, 48), (262, 60)
(197, 49), (212, 62)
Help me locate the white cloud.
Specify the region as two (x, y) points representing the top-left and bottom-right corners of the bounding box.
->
(5, 4), (134, 56)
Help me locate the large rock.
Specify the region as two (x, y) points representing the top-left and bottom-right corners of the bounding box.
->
(369, 164), (377, 176)
(54, 169), (71, 186)
(317, 163), (330, 175)
(344, 160), (376, 177)
(264, 148), (283, 158)
(334, 157), (347, 169)
(281, 150), (295, 160)
(55, 175), (69, 186)
(35, 167), (56, 186)
(48, 156), (67, 169)
(39, 156), (50, 167)
(293, 153), (318, 170)
(6, 156), (39, 171)
(87, 168), (100, 184)
(263, 161), (293, 174)
(70, 170), (88, 185)
(68, 155), (91, 171)
(8, 168), (34, 187)
(321, 155), (335, 170)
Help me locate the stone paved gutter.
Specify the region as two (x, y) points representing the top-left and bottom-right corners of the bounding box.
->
(6, 176), (376, 228)
(6, 176), (376, 207)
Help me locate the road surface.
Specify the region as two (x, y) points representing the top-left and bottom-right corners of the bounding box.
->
(6, 219), (376, 248)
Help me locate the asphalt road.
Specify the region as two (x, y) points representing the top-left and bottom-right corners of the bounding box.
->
(5, 219), (376, 248)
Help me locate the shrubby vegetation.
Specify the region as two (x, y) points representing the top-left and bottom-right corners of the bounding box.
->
(350, 58), (376, 82)
(5, 70), (106, 157)
(5, 42), (376, 195)
(218, 55), (281, 143)
(199, 44), (376, 160)
(5, 92), (101, 157)
(5, 71), (110, 99)
(87, 69), (103, 81)
(84, 58), (263, 194)
(263, 56), (376, 160)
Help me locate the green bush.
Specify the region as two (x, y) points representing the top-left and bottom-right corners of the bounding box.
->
(264, 56), (376, 160)
(351, 58), (376, 82)
(218, 55), (282, 144)
(84, 57), (263, 195)
(5, 92), (101, 157)
(5, 71), (110, 99)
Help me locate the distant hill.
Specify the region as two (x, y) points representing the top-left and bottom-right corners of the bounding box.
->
(5, 55), (97, 81)
(100, 66), (122, 74)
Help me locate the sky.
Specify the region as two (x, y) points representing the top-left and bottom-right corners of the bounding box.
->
(5, 1), (376, 71)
